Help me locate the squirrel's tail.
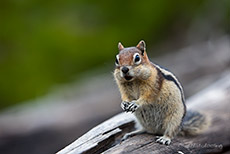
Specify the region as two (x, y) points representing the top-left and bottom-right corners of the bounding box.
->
(179, 110), (210, 136)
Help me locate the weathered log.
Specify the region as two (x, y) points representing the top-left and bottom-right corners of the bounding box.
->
(57, 72), (230, 154)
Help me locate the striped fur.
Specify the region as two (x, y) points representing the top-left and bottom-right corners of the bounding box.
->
(153, 63), (185, 104)
(114, 41), (210, 145)
(153, 63), (187, 120)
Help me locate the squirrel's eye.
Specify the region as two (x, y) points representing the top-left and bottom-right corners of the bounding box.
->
(115, 55), (119, 66)
(133, 53), (141, 65)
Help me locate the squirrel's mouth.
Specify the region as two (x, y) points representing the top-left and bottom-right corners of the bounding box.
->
(124, 75), (133, 81)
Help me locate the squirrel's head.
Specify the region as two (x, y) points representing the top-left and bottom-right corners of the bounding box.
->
(114, 40), (151, 82)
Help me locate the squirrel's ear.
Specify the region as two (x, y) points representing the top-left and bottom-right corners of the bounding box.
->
(136, 40), (146, 55)
(118, 42), (124, 51)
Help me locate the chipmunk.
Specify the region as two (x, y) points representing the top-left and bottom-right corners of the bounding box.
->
(113, 40), (210, 145)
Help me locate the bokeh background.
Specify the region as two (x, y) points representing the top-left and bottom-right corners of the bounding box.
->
(0, 0), (229, 154)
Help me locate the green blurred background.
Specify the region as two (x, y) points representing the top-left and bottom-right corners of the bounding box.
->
(0, 0), (229, 109)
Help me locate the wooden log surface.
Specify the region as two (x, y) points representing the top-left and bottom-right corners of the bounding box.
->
(57, 72), (230, 154)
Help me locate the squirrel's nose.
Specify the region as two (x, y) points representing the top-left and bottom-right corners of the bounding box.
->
(121, 66), (129, 74)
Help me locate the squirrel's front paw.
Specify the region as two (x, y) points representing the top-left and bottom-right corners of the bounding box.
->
(121, 101), (139, 113)
(121, 101), (129, 111)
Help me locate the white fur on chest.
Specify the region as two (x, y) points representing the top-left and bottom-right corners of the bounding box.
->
(123, 81), (141, 100)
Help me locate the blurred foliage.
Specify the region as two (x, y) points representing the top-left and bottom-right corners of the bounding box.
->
(0, 0), (229, 109)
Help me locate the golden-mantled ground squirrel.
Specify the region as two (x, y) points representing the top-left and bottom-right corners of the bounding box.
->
(114, 40), (210, 145)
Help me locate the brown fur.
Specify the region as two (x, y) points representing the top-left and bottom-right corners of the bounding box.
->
(114, 41), (210, 145)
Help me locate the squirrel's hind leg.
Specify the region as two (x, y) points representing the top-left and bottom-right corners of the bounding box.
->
(155, 114), (181, 145)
